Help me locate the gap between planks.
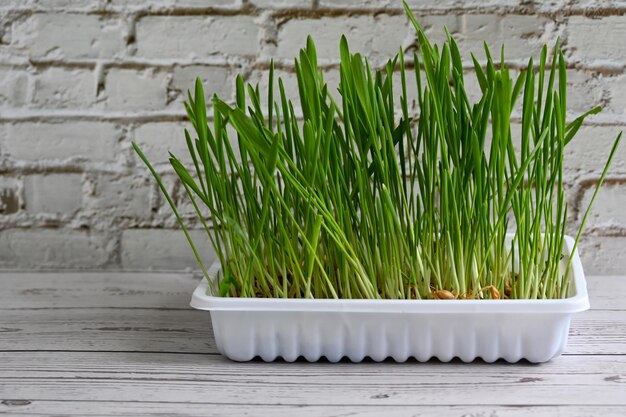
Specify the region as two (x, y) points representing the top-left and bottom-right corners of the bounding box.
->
(0, 308), (624, 354)
(1, 352), (625, 406)
(0, 402), (624, 417)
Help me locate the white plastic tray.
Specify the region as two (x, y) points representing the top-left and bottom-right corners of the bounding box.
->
(190, 235), (589, 363)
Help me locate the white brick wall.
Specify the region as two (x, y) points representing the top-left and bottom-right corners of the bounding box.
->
(12, 14), (127, 59)
(274, 15), (410, 63)
(3, 122), (119, 162)
(121, 229), (216, 270)
(105, 69), (170, 111)
(0, 0), (625, 274)
(31, 67), (96, 108)
(135, 15), (259, 59)
(24, 174), (83, 215)
(567, 16), (626, 63)
(0, 229), (112, 268)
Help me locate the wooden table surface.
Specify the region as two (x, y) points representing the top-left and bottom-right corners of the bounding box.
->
(0, 272), (624, 416)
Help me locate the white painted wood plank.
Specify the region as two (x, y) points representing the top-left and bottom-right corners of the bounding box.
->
(0, 272), (199, 309)
(1, 353), (624, 406)
(568, 310), (626, 354)
(0, 273), (623, 310)
(1, 402), (625, 417)
(0, 273), (623, 414)
(0, 309), (216, 353)
(0, 308), (623, 354)
(3, 351), (626, 379)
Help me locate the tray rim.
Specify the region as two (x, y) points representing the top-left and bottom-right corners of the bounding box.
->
(190, 234), (590, 314)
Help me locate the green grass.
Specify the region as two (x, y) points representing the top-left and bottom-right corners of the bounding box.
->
(133, 1), (621, 300)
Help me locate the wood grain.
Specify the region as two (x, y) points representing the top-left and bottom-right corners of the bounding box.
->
(0, 308), (215, 353)
(0, 272), (624, 416)
(0, 308), (623, 354)
(0, 272), (199, 309)
(1, 273), (623, 310)
(2, 402), (625, 417)
(1, 352), (625, 406)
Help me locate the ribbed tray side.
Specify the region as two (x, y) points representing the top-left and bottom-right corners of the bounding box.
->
(210, 311), (572, 363)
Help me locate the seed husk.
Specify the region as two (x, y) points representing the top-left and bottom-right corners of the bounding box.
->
(434, 290), (455, 300)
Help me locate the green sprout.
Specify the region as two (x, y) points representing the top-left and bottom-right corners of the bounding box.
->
(133, 2), (621, 300)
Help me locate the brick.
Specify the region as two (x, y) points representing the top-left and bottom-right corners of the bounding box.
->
(135, 16), (258, 60)
(249, 0), (311, 7)
(31, 67), (95, 108)
(578, 235), (626, 275)
(0, 232), (12, 267)
(171, 65), (234, 103)
(105, 68), (169, 111)
(275, 15), (409, 63)
(121, 228), (216, 270)
(12, 14), (126, 59)
(564, 125), (626, 177)
(83, 173), (152, 218)
(535, 0), (572, 11)
(320, 0), (518, 8)
(565, 70), (605, 115)
(438, 14), (552, 62)
(109, 0), (237, 5)
(133, 121), (239, 166)
(605, 73), (626, 115)
(0, 229), (111, 269)
(317, 0), (401, 8)
(566, 16), (626, 63)
(2, 0), (102, 7)
(5, 122), (118, 161)
(0, 68), (29, 106)
(276, 13), (550, 64)
(0, 177), (22, 215)
(133, 122), (190, 165)
(154, 173), (181, 216)
(24, 174), (83, 215)
(158, 173), (212, 220)
(567, 0), (626, 9)
(578, 182), (626, 232)
(174, 190), (213, 220)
